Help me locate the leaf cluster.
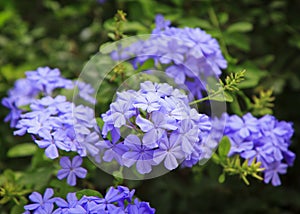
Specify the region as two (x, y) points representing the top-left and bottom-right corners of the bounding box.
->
(212, 137), (264, 186)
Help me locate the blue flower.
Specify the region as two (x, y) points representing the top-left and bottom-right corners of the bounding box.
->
(159, 38), (187, 64)
(225, 113), (259, 139)
(122, 134), (154, 174)
(152, 14), (171, 34)
(107, 100), (137, 128)
(57, 156), (87, 186)
(110, 15), (227, 99)
(24, 186), (156, 213)
(1, 97), (23, 128)
(127, 198), (156, 214)
(133, 93), (161, 113)
(264, 162), (288, 186)
(25, 67), (73, 95)
(99, 81), (212, 174)
(98, 187), (125, 211)
(173, 119), (199, 154)
(153, 134), (185, 170)
(228, 134), (253, 156)
(136, 112), (177, 148)
(97, 139), (128, 165)
(139, 81), (173, 98)
(74, 81), (96, 105)
(224, 113), (295, 186)
(24, 188), (56, 213)
(53, 193), (80, 214)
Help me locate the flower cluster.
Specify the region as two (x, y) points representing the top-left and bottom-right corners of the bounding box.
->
(99, 81), (212, 174)
(24, 186), (155, 214)
(224, 113), (295, 186)
(2, 67), (98, 160)
(111, 14), (227, 99)
(1, 67), (73, 128)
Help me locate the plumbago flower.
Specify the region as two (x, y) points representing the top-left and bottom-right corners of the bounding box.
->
(110, 14), (227, 99)
(24, 186), (155, 214)
(57, 156), (88, 186)
(224, 113), (295, 186)
(98, 81), (212, 174)
(23, 188), (56, 213)
(2, 67), (100, 160)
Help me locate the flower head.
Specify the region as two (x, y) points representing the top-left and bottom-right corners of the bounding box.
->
(224, 113), (294, 186)
(24, 188), (56, 213)
(99, 81), (211, 174)
(110, 15), (227, 99)
(57, 156), (87, 186)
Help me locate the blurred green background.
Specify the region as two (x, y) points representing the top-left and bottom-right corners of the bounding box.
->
(1, 0), (300, 213)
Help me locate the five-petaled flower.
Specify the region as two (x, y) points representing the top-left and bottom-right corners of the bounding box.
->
(24, 188), (56, 213)
(57, 156), (87, 186)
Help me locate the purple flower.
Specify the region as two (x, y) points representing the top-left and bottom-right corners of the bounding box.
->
(153, 134), (185, 170)
(122, 135), (154, 174)
(173, 119), (199, 154)
(109, 15), (227, 99)
(26, 67), (73, 95)
(97, 140), (128, 165)
(24, 188), (56, 213)
(127, 198), (156, 214)
(133, 93), (161, 113)
(228, 134), (253, 156)
(2, 78), (39, 127)
(35, 137), (62, 159)
(224, 113), (295, 186)
(139, 81), (173, 97)
(226, 113), (259, 139)
(53, 193), (81, 214)
(159, 38), (187, 64)
(1, 97), (23, 128)
(165, 65), (186, 84)
(99, 81), (212, 173)
(136, 112), (177, 148)
(98, 187), (125, 211)
(152, 14), (171, 34)
(107, 100), (136, 128)
(57, 156), (87, 186)
(74, 81), (96, 105)
(264, 162), (288, 186)
(24, 186), (156, 213)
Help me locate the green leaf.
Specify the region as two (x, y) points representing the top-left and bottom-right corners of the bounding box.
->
(224, 33), (250, 51)
(218, 173), (226, 183)
(224, 91), (234, 102)
(0, 9), (14, 28)
(11, 202), (27, 214)
(230, 99), (243, 116)
(7, 143), (37, 158)
(218, 136), (231, 160)
(209, 93), (225, 102)
(178, 18), (212, 29)
(227, 22), (253, 33)
(76, 189), (103, 199)
(123, 22), (148, 33)
(96, 117), (104, 129)
(211, 153), (220, 164)
(20, 167), (53, 189)
(236, 62), (268, 89)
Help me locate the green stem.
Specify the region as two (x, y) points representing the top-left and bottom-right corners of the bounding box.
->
(189, 88), (224, 105)
(208, 6), (230, 61)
